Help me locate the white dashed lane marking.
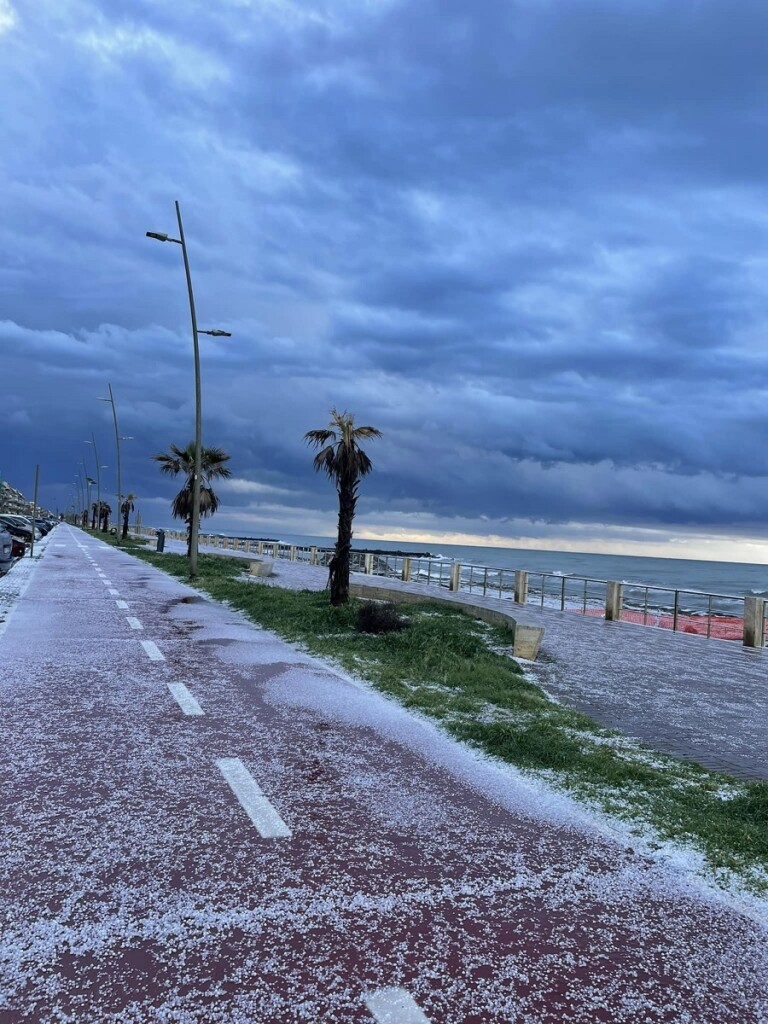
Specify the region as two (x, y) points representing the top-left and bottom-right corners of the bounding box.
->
(215, 758), (292, 839)
(364, 988), (431, 1023)
(140, 640), (165, 662)
(108, 589), (120, 596)
(168, 683), (204, 716)
(115, 600), (129, 609)
(101, 580), (113, 586)
(126, 617), (143, 630)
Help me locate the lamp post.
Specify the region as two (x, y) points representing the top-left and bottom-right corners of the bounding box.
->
(98, 385), (131, 545)
(146, 202), (231, 577)
(75, 473), (85, 524)
(81, 459), (93, 521)
(29, 465), (39, 558)
(84, 434), (101, 529)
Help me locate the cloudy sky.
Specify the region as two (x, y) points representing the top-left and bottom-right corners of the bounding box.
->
(2, 0), (768, 562)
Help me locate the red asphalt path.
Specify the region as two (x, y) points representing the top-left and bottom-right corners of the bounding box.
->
(1, 527), (766, 1023)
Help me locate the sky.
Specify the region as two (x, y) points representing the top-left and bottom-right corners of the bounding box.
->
(2, 0), (768, 563)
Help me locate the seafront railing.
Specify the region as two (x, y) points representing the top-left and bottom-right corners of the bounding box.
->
(136, 528), (767, 647)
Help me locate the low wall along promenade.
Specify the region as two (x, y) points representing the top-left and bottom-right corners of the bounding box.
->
(139, 528), (767, 649)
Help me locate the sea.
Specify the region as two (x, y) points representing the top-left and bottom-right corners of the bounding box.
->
(234, 531), (768, 603)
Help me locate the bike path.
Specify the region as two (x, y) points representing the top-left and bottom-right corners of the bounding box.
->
(1, 527), (766, 1022)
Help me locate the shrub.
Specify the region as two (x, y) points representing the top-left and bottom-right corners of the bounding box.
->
(357, 601), (409, 634)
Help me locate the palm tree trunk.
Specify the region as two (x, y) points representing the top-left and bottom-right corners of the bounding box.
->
(186, 515), (192, 557)
(122, 509), (129, 539)
(331, 481), (356, 606)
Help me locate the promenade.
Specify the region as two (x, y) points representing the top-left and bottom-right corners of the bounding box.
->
(163, 535), (768, 781)
(1, 526), (766, 1022)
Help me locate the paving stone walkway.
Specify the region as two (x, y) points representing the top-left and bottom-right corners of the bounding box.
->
(158, 536), (768, 781)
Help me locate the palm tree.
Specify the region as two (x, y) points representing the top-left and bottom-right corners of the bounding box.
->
(305, 409), (381, 606)
(152, 442), (232, 555)
(91, 501), (98, 530)
(120, 493), (137, 540)
(99, 502), (112, 532)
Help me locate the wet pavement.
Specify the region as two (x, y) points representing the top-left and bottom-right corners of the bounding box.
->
(1, 527), (767, 1022)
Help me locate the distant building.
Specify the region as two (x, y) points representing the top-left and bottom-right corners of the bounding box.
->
(0, 480), (27, 514)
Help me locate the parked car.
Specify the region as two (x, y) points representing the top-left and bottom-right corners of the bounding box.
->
(0, 516), (35, 543)
(10, 536), (25, 558)
(0, 526), (12, 575)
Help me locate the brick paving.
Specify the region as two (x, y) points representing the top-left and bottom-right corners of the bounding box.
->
(159, 536), (768, 781)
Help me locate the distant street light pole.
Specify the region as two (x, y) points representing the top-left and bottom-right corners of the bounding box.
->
(81, 459), (93, 518)
(98, 384), (130, 546)
(84, 434), (101, 528)
(30, 464), (39, 558)
(146, 202), (231, 577)
(75, 473), (85, 523)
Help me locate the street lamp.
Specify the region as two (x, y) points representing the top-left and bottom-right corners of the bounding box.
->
(84, 434), (102, 529)
(74, 474), (85, 524)
(98, 384), (125, 545)
(80, 459), (93, 518)
(146, 202), (231, 577)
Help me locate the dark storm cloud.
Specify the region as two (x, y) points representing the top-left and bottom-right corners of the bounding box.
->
(2, 0), (768, 548)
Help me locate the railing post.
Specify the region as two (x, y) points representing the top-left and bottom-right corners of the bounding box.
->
(364, 553), (374, 574)
(514, 570), (528, 604)
(605, 581), (624, 621)
(257, 541), (264, 555)
(290, 545), (297, 562)
(672, 590), (679, 632)
(310, 546), (318, 565)
(743, 596), (765, 648)
(272, 542), (279, 558)
(401, 557), (411, 582)
(449, 563), (461, 591)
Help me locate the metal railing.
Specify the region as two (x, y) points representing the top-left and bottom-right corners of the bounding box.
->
(136, 528), (761, 644)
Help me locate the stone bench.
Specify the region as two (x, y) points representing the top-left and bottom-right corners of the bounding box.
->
(348, 582), (544, 660)
(248, 560), (274, 578)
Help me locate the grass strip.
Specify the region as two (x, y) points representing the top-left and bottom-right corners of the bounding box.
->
(95, 538), (768, 892)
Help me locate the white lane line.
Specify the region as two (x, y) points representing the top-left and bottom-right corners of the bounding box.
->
(215, 758), (292, 839)
(140, 640), (165, 662)
(54, 543), (65, 547)
(115, 600), (129, 609)
(126, 617), (143, 630)
(108, 588), (120, 596)
(168, 683), (204, 716)
(101, 580), (113, 586)
(364, 989), (431, 1023)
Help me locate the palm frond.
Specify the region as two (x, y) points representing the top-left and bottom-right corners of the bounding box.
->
(305, 429), (335, 448)
(312, 446), (336, 476)
(152, 452), (182, 476)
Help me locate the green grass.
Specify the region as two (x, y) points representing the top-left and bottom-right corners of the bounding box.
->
(82, 528), (149, 548)
(97, 544), (768, 892)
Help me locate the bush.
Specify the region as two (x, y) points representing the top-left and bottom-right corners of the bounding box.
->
(357, 601), (409, 634)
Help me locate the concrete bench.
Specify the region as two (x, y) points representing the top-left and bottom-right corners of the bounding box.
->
(248, 560), (274, 577)
(348, 582), (544, 660)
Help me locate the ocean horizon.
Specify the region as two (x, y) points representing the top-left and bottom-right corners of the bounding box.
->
(186, 526), (768, 600)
